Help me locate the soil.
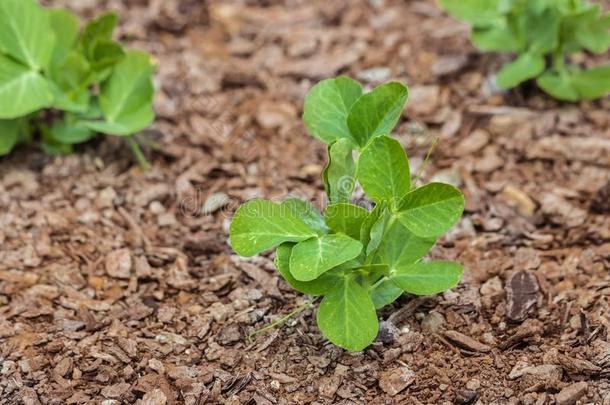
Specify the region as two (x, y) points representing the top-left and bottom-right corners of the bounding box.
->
(2, 0), (610, 404)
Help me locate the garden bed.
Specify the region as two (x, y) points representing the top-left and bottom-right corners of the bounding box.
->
(1, 0), (610, 403)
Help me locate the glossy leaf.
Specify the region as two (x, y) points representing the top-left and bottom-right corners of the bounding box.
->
(570, 66), (610, 100)
(282, 198), (329, 235)
(373, 219), (436, 271)
(290, 234), (363, 281)
(0, 120), (22, 156)
(397, 183), (464, 238)
(323, 139), (356, 204)
(359, 203), (384, 251)
(79, 12), (118, 59)
(275, 244), (339, 295)
(48, 8), (80, 64)
(536, 70), (579, 101)
(496, 53), (545, 89)
(316, 275), (378, 351)
(370, 278), (403, 309)
(347, 82), (408, 148)
(324, 203), (369, 240)
(471, 25), (522, 52)
(302, 76), (362, 145)
(438, 0), (504, 26)
(0, 54), (54, 119)
(84, 51), (155, 136)
(0, 0), (55, 70)
(391, 261), (463, 295)
(48, 118), (94, 144)
(229, 199), (318, 256)
(357, 136), (411, 203)
(49, 51), (91, 113)
(537, 66), (610, 101)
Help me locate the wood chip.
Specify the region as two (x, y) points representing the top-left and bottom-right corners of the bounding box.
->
(443, 330), (492, 353)
(506, 271), (539, 322)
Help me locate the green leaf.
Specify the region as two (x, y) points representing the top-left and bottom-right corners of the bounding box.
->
(537, 66), (610, 101)
(48, 8), (80, 64)
(370, 278), (403, 309)
(521, 9), (560, 54)
(282, 198), (329, 235)
(0, 119), (21, 155)
(83, 51), (155, 136)
(0, 54), (54, 119)
(324, 203), (369, 240)
(347, 82), (408, 148)
(316, 275), (378, 351)
(438, 0), (504, 26)
(373, 219), (436, 271)
(290, 234), (363, 281)
(396, 183), (464, 238)
(391, 260), (463, 295)
(49, 50), (91, 113)
(0, 0), (56, 70)
(229, 199), (318, 256)
(496, 53), (545, 89)
(323, 139), (356, 204)
(366, 207), (391, 256)
(570, 66), (610, 100)
(40, 124), (73, 155)
(302, 76), (362, 145)
(90, 39), (126, 71)
(572, 6), (610, 54)
(357, 136), (411, 204)
(275, 243), (339, 296)
(359, 202), (384, 251)
(536, 70), (579, 101)
(79, 12), (118, 58)
(48, 118), (94, 144)
(471, 25), (522, 52)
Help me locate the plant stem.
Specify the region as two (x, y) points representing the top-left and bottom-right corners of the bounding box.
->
(415, 136), (440, 185)
(369, 276), (388, 292)
(127, 136), (151, 171)
(248, 297), (318, 343)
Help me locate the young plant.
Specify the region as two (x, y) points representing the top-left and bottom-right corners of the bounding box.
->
(0, 0), (155, 163)
(439, 0), (610, 101)
(229, 77), (465, 351)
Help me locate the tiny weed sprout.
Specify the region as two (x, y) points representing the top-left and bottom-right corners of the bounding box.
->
(439, 0), (610, 101)
(0, 0), (155, 163)
(229, 76), (465, 352)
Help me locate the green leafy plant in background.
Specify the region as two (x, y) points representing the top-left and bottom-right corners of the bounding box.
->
(0, 0), (155, 166)
(439, 0), (610, 101)
(229, 77), (465, 351)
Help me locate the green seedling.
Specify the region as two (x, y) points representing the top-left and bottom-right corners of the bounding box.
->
(0, 0), (155, 164)
(229, 77), (465, 351)
(439, 0), (610, 101)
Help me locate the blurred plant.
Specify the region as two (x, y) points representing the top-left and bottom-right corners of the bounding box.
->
(0, 0), (155, 167)
(439, 0), (610, 101)
(229, 77), (465, 351)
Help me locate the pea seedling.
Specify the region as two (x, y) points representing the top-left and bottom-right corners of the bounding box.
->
(439, 0), (610, 101)
(0, 0), (155, 165)
(230, 77), (465, 351)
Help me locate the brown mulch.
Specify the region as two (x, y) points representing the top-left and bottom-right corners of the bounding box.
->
(2, 0), (610, 404)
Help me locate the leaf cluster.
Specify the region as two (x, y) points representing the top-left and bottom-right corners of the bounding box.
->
(439, 0), (610, 101)
(0, 0), (155, 156)
(229, 77), (465, 351)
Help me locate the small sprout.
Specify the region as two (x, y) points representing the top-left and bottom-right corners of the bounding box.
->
(229, 77), (465, 352)
(0, 0), (155, 166)
(439, 0), (610, 101)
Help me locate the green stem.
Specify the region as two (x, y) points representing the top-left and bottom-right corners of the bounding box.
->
(127, 136), (151, 171)
(415, 136), (439, 185)
(248, 297), (318, 342)
(369, 276), (388, 292)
